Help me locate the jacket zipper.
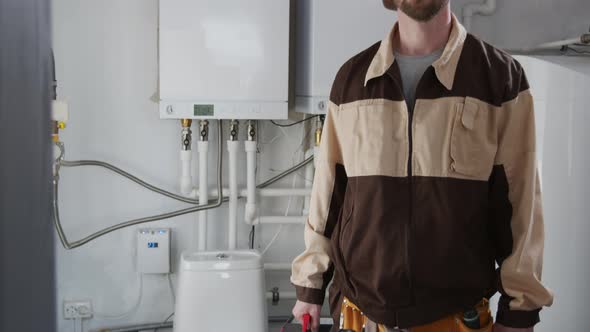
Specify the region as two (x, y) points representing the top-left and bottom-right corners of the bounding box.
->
(406, 105), (414, 306)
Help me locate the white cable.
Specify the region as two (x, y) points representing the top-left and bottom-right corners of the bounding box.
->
(261, 163), (299, 256)
(167, 274), (176, 304)
(261, 225), (283, 255)
(94, 274), (143, 320)
(73, 318), (82, 332)
(278, 126), (291, 144)
(261, 120), (310, 255)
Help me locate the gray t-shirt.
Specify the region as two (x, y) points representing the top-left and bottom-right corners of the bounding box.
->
(394, 49), (444, 113)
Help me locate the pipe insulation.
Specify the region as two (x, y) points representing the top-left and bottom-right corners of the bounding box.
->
(245, 140), (258, 225)
(536, 35), (590, 50)
(198, 188), (312, 198)
(197, 140), (209, 251)
(255, 216), (306, 225)
(179, 150), (193, 195)
(227, 140), (240, 250)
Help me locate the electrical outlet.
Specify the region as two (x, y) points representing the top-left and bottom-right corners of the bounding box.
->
(63, 300), (93, 319)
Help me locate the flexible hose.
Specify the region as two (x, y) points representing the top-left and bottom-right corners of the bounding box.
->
(60, 159), (202, 204)
(52, 123), (314, 249)
(53, 120), (224, 249)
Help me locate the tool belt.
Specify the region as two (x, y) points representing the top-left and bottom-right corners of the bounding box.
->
(339, 297), (493, 332)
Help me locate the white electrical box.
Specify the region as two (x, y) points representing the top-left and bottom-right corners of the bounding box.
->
(137, 228), (170, 274)
(294, 0), (397, 114)
(159, 0), (290, 120)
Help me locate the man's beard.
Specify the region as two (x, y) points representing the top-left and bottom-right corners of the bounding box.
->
(385, 0), (449, 22)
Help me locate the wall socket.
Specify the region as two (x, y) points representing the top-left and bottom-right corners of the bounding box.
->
(63, 300), (93, 319)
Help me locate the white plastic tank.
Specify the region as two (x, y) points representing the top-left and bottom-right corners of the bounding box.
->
(174, 250), (268, 332)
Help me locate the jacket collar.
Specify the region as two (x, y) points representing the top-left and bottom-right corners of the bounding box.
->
(364, 14), (467, 91)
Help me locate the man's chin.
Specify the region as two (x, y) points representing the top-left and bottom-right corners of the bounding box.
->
(400, 0), (448, 22)
(383, 0), (397, 11)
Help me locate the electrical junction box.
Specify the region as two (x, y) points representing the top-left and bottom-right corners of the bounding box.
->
(294, 0), (397, 114)
(158, 0), (290, 120)
(137, 228), (170, 274)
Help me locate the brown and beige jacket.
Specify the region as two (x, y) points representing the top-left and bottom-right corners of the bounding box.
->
(291, 15), (553, 329)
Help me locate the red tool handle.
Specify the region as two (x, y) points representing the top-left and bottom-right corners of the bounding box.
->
(302, 313), (311, 332)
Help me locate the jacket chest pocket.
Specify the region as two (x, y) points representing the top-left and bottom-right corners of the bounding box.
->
(346, 102), (408, 177)
(449, 99), (497, 180)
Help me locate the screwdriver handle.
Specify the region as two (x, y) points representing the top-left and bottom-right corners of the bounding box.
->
(302, 314), (311, 331)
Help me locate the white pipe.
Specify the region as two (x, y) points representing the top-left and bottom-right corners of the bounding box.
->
(264, 263), (292, 271)
(265, 292), (328, 301)
(462, 0), (497, 32)
(179, 150), (193, 196)
(255, 188), (311, 197)
(266, 291), (297, 300)
(197, 141), (209, 251)
(536, 36), (589, 50)
(194, 187), (311, 198)
(245, 140), (257, 225)
(255, 216), (306, 225)
(227, 140), (240, 250)
(505, 34), (590, 54)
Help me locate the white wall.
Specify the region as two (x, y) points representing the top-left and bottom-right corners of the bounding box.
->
(516, 56), (590, 332)
(52, 1), (589, 331)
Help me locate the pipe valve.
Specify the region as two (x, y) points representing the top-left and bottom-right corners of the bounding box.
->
(314, 116), (324, 147)
(199, 120), (209, 141)
(229, 120), (239, 141)
(180, 119), (193, 151)
(247, 120), (256, 141)
(271, 287), (280, 305)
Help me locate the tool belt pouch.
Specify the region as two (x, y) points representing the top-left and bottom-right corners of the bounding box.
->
(340, 297), (493, 332)
(339, 297), (371, 332)
(455, 298), (493, 332)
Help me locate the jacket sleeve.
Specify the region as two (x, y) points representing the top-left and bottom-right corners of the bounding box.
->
(490, 63), (554, 328)
(290, 100), (347, 305)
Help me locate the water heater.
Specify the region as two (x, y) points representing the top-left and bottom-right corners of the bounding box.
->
(294, 0), (397, 114)
(159, 0), (290, 120)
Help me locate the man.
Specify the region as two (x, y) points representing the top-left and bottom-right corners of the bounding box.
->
(290, 0), (554, 331)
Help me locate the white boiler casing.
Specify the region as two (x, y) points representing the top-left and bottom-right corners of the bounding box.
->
(159, 0), (289, 120)
(294, 0), (397, 114)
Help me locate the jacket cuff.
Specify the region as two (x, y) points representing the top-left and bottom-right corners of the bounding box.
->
(496, 295), (541, 328)
(294, 284), (325, 305)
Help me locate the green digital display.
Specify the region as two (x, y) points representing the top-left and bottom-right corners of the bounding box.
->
(194, 104), (214, 117)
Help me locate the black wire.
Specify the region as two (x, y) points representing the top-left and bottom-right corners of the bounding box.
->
(50, 49), (57, 100)
(154, 312), (175, 332)
(271, 115), (320, 127)
(280, 315), (295, 332)
(249, 225), (256, 249)
(164, 313), (174, 322)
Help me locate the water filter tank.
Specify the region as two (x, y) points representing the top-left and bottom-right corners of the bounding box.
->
(174, 251), (268, 332)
